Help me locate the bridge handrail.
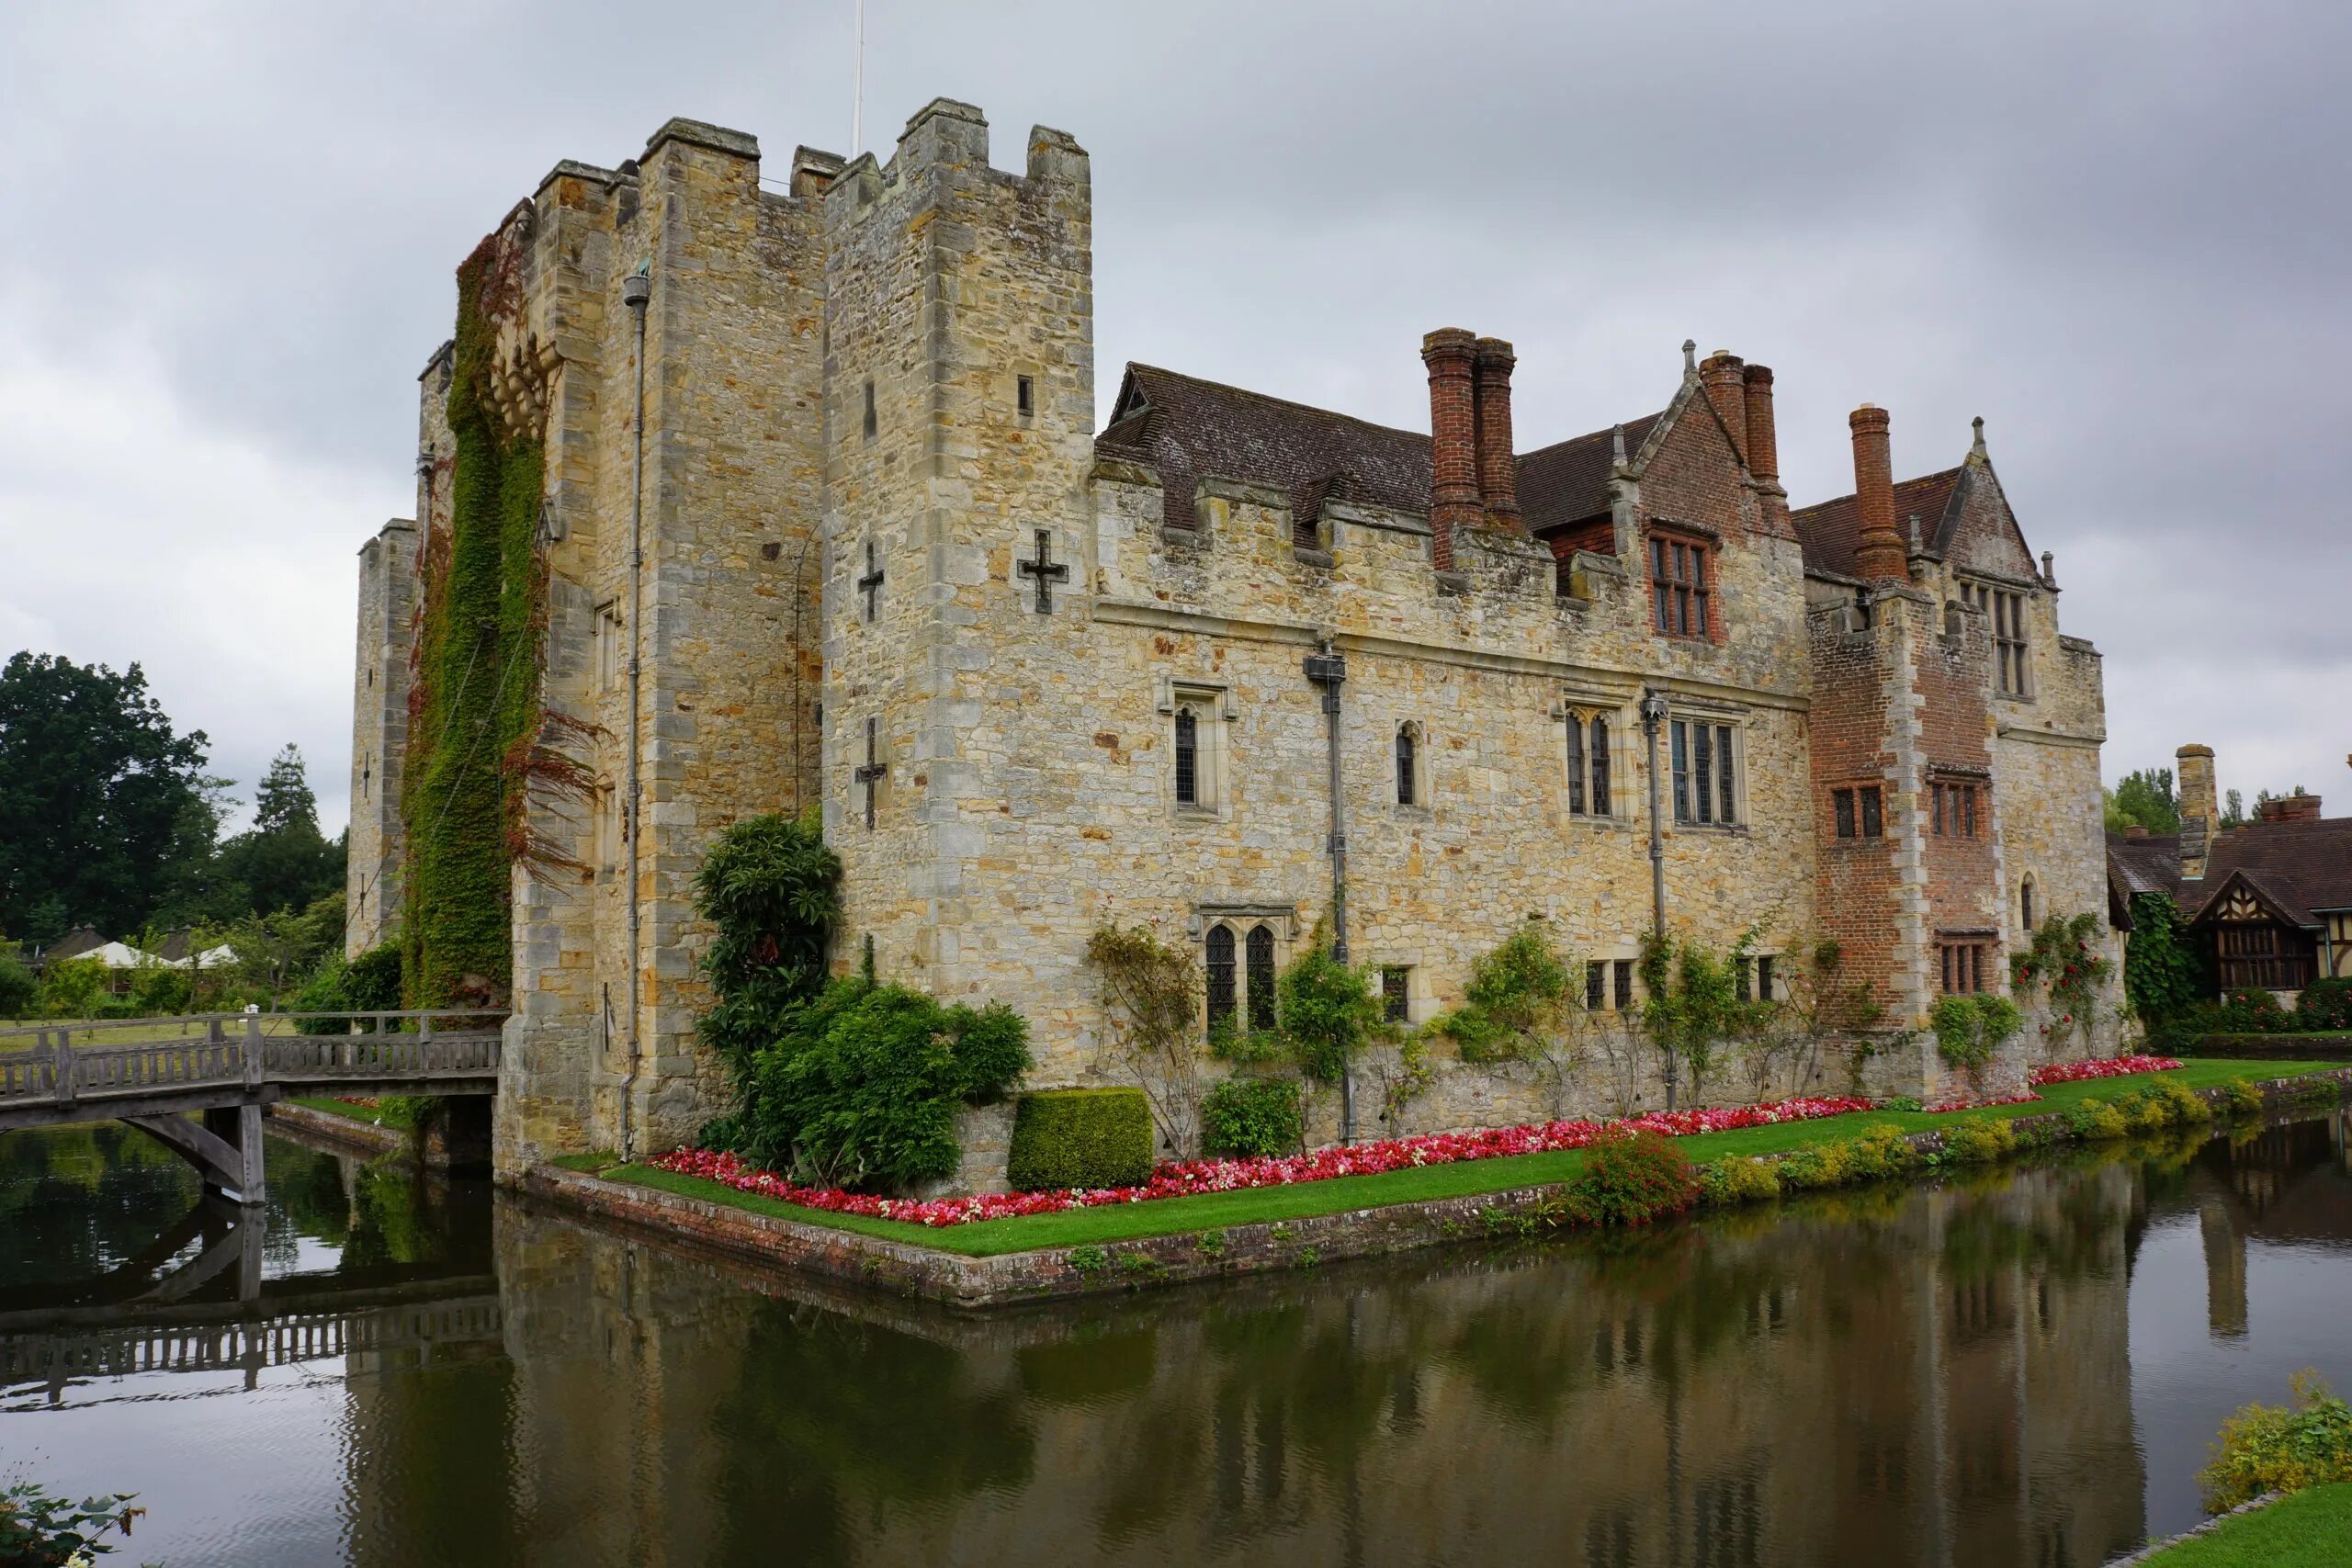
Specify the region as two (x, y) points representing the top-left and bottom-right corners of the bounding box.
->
(0, 1010), (508, 1043)
(0, 1010), (506, 1108)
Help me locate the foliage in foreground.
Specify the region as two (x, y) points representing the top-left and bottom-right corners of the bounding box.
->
(1437, 922), (1570, 1064)
(2201, 1372), (2352, 1512)
(1560, 1128), (1696, 1226)
(0, 1480), (144, 1565)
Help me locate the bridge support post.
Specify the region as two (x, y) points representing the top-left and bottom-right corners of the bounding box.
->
(198, 1102), (267, 1207)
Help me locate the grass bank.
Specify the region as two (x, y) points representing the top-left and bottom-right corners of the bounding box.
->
(283, 1095), (421, 1132)
(594, 1058), (2346, 1258)
(2139, 1484), (2352, 1565)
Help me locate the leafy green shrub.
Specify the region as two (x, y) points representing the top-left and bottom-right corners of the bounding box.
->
(1009, 1088), (1155, 1191)
(1201, 1077), (1303, 1158)
(34, 956), (106, 1021)
(1931, 994), (2023, 1072)
(0, 947), (34, 1019)
(292, 955), (352, 1033)
(1696, 1156), (1781, 1207)
(1841, 1124), (1922, 1181)
(1277, 942), (1381, 1084)
(2222, 1077), (2265, 1117)
(2300, 978), (2352, 1032)
(2150, 1077), (2212, 1126)
(1939, 1119), (2016, 1165)
(1439, 923), (1570, 1063)
(2064, 1100), (2130, 1142)
(1564, 1128), (1697, 1226)
(695, 810), (842, 1077)
(346, 944), (404, 1011)
(2200, 1371), (2352, 1511)
(127, 961), (190, 1016)
(1207, 1021), (1286, 1066)
(2215, 987), (2294, 1033)
(1776, 1143), (1853, 1191)
(731, 978), (1031, 1190)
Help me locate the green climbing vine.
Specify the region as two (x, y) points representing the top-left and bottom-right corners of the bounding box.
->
(1931, 993), (2022, 1073)
(402, 230), (547, 1008)
(2008, 911), (2113, 1052)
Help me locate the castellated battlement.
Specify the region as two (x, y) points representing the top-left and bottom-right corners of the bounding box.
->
(823, 97), (1091, 230)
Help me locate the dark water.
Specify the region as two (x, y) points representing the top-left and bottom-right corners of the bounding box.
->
(4, 1114), (2350, 1568)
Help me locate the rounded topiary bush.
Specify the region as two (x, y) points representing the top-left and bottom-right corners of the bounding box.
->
(1009, 1088), (1156, 1191)
(1201, 1077), (1303, 1158)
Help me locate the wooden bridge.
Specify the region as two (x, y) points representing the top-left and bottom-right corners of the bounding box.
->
(0, 1011), (503, 1203)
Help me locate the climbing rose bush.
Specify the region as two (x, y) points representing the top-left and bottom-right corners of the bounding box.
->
(2029, 1055), (2183, 1086)
(649, 1094), (1874, 1228)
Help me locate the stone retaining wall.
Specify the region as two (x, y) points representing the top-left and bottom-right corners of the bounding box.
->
(514, 1067), (2352, 1310)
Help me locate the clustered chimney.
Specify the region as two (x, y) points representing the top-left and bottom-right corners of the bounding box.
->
(2257, 793), (2323, 825)
(2177, 742), (2218, 880)
(1422, 329), (1481, 571)
(1424, 328), (1525, 571)
(1849, 402), (1908, 583)
(1474, 337), (1521, 525)
(1700, 351), (1747, 467)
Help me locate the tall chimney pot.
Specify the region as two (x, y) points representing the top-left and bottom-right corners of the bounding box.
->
(1700, 351), (1748, 468)
(1422, 329), (1481, 572)
(1849, 403), (1907, 583)
(1473, 336), (1521, 526)
(2177, 743), (2218, 880)
(1742, 364), (1779, 484)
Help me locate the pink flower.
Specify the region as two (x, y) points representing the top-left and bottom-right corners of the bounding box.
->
(2028, 1055), (2183, 1087)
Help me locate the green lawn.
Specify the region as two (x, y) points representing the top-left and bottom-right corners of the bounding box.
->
(2143, 1484), (2352, 1565)
(2, 1016), (310, 1050)
(594, 1059), (2346, 1258)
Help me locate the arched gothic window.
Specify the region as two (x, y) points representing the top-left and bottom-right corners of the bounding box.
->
(1247, 924), (1278, 1032)
(1174, 707), (1199, 806)
(1396, 725), (1418, 806)
(2020, 876), (2037, 935)
(1205, 925), (1237, 1033)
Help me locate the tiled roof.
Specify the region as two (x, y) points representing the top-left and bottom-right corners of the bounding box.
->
(2108, 833), (2183, 900)
(35, 927), (105, 964)
(1519, 413), (1664, 535)
(2196, 818), (2352, 926)
(1097, 365), (1431, 533)
(2107, 818), (2352, 928)
(1095, 363), (1657, 537)
(1791, 467), (1962, 577)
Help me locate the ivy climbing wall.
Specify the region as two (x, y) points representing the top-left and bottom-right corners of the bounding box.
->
(402, 229), (546, 1008)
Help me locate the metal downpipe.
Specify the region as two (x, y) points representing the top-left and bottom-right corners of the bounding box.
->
(619, 264), (650, 1159)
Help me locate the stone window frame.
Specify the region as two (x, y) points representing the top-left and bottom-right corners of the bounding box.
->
(1192, 904), (1299, 1039)
(2018, 872), (2039, 938)
(1584, 945), (1643, 1013)
(593, 600), (623, 694)
(1555, 692), (1630, 825)
(1392, 719), (1432, 816)
(1928, 772), (1984, 840)
(1938, 935), (1997, 996)
(1666, 706), (1747, 829)
(1735, 950), (1783, 1003)
(1015, 371), (1036, 423)
(1159, 678), (1238, 820)
(1959, 577), (2034, 699)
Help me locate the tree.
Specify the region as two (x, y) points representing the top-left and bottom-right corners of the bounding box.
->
(2104, 767), (2180, 834)
(216, 745), (345, 917)
(0, 943), (34, 1021)
(2220, 788), (2247, 830)
(0, 652), (219, 941)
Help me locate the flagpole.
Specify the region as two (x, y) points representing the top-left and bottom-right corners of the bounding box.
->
(853, 0), (865, 153)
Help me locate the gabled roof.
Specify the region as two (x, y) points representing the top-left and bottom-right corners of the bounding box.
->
(1792, 467), (1962, 577)
(1094, 362), (1664, 537)
(2188, 818), (2352, 928)
(2107, 818), (2352, 930)
(1518, 412), (1664, 535)
(1097, 365), (1431, 532)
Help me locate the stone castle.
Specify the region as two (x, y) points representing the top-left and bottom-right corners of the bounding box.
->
(346, 98), (2121, 1176)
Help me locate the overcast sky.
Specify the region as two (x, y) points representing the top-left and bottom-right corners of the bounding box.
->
(3, 0), (2346, 836)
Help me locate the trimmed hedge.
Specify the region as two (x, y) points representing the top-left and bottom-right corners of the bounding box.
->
(1202, 1077), (1303, 1158)
(1008, 1089), (1155, 1191)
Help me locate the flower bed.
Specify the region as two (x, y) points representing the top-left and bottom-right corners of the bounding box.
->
(649, 1096), (1875, 1229)
(2030, 1055), (2183, 1087)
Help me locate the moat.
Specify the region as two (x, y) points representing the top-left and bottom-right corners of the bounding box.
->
(5, 1114), (2350, 1567)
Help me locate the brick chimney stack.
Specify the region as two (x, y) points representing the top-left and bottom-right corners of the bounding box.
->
(2177, 742), (2218, 880)
(1473, 337), (1521, 526)
(2257, 793), (2322, 824)
(1423, 328), (1481, 571)
(1742, 364), (1779, 484)
(1849, 403), (1908, 583)
(1700, 351), (1748, 467)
